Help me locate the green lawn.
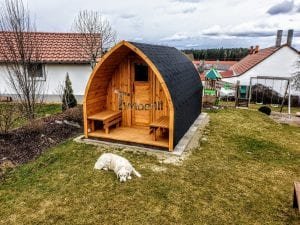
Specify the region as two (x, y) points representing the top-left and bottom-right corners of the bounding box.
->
(35, 103), (62, 117)
(0, 103), (61, 129)
(220, 101), (300, 114)
(1, 109), (299, 225)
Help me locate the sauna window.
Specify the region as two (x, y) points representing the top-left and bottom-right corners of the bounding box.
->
(134, 64), (148, 81)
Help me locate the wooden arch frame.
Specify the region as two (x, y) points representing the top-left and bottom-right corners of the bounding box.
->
(83, 41), (175, 150)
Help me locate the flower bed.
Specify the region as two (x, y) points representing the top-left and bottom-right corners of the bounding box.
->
(0, 107), (83, 172)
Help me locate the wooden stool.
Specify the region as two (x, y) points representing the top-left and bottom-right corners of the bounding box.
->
(149, 116), (169, 141)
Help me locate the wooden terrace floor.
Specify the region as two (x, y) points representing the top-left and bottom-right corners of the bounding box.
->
(88, 126), (169, 149)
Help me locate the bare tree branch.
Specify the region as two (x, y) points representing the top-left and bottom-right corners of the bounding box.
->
(292, 57), (300, 91)
(71, 10), (117, 68)
(0, 0), (46, 120)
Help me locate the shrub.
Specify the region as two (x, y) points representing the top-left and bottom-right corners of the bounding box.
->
(23, 119), (45, 134)
(62, 73), (77, 111)
(258, 106), (271, 115)
(0, 103), (20, 134)
(63, 106), (83, 124)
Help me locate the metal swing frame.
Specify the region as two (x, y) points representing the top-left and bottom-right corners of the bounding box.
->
(248, 76), (291, 116)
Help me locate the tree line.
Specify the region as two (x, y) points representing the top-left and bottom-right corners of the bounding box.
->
(183, 48), (249, 61)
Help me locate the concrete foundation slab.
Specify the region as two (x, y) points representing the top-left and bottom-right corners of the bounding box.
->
(74, 113), (209, 158)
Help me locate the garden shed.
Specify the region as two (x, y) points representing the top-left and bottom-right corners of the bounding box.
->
(83, 41), (202, 151)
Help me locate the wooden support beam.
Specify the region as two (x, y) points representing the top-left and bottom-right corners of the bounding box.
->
(256, 76), (290, 81)
(293, 182), (300, 212)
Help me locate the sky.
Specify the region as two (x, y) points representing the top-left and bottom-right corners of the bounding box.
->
(21, 0), (300, 49)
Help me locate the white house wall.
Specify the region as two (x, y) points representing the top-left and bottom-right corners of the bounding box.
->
(0, 63), (92, 102)
(0, 65), (10, 94)
(45, 64), (91, 95)
(223, 46), (299, 95)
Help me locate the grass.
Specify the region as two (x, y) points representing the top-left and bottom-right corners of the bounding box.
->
(248, 103), (300, 114)
(35, 103), (62, 117)
(220, 100), (300, 114)
(0, 109), (299, 224)
(0, 103), (61, 129)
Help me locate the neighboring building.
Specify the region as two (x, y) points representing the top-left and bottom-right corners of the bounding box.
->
(222, 30), (300, 95)
(193, 60), (236, 82)
(193, 60), (237, 72)
(0, 32), (95, 102)
(223, 45), (299, 86)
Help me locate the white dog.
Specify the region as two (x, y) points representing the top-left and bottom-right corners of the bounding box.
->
(94, 153), (141, 182)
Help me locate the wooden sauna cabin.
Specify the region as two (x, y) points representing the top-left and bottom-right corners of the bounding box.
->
(83, 41), (202, 151)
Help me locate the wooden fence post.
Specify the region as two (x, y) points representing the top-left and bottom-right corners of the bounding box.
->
(293, 182), (300, 212)
(235, 80), (240, 107)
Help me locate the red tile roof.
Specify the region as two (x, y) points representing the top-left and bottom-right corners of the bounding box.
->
(0, 32), (100, 63)
(230, 46), (280, 75)
(196, 45), (299, 79)
(199, 70), (234, 81)
(193, 60), (237, 73)
(220, 70), (234, 78)
(193, 60), (237, 66)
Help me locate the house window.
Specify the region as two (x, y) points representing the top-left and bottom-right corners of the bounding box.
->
(134, 64), (148, 82)
(28, 63), (45, 80)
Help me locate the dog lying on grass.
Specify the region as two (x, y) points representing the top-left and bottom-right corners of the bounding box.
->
(94, 153), (141, 182)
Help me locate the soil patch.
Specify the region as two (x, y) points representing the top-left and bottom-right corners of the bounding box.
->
(0, 107), (82, 168)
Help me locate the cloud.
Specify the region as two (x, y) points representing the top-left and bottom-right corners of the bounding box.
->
(172, 0), (203, 3)
(161, 32), (191, 41)
(182, 6), (197, 13)
(267, 0), (294, 15)
(160, 18), (300, 43)
(162, 4), (198, 14)
(133, 37), (143, 41)
(24, 0), (300, 50)
(119, 13), (136, 19)
(201, 21), (284, 38)
(293, 30), (300, 37)
(185, 43), (199, 47)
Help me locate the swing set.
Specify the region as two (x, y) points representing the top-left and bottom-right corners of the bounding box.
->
(248, 76), (291, 115)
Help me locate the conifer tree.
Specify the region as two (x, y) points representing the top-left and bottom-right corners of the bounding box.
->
(62, 73), (77, 111)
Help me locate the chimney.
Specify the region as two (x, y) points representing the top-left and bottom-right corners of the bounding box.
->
(287, 29), (293, 46)
(275, 30), (283, 47)
(254, 45), (259, 53)
(249, 46), (254, 54)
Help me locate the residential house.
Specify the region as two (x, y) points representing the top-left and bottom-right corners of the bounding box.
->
(222, 30), (300, 96)
(0, 32), (96, 102)
(193, 60), (236, 82)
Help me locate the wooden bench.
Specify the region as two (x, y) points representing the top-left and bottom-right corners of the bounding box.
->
(149, 116), (169, 141)
(293, 181), (300, 212)
(88, 110), (122, 134)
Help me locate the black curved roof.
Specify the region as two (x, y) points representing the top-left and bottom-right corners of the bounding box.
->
(130, 42), (203, 146)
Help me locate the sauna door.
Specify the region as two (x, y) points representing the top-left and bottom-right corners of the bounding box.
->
(132, 63), (150, 126)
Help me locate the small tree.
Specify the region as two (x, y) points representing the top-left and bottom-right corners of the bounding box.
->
(0, 0), (46, 120)
(0, 102), (20, 134)
(292, 57), (300, 91)
(62, 73), (77, 111)
(72, 10), (117, 68)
